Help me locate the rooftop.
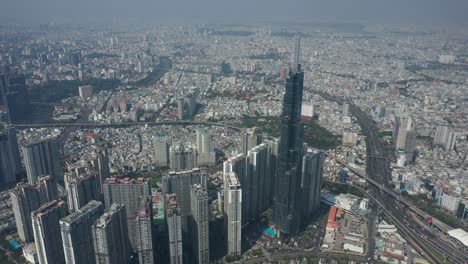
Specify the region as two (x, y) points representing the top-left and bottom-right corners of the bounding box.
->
(33, 200), (65, 217)
(60, 200), (102, 224)
(105, 177), (147, 184)
(447, 228), (468, 247)
(24, 136), (58, 147)
(165, 193), (179, 209)
(168, 168), (204, 176)
(94, 203), (125, 228)
(226, 172), (240, 188)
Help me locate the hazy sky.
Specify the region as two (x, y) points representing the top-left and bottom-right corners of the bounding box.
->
(2, 0), (468, 26)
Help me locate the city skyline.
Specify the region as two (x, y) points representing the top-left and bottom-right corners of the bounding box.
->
(0, 11), (467, 264)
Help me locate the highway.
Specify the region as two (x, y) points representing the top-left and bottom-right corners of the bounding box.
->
(350, 104), (468, 264)
(311, 89), (467, 263)
(12, 120), (242, 132)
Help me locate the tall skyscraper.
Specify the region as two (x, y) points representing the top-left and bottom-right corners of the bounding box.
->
(169, 144), (197, 171)
(163, 170), (207, 216)
(10, 183), (40, 242)
(6, 126), (22, 175)
(0, 72), (31, 122)
(92, 148), (110, 196)
(185, 92), (197, 118)
(241, 127), (262, 154)
(445, 131), (457, 151)
(190, 184), (209, 264)
(0, 132), (16, 186)
(342, 103), (350, 118)
(92, 203), (130, 264)
(196, 128), (212, 154)
(220, 61), (231, 76)
(197, 128), (215, 166)
(301, 151), (324, 220)
(394, 116), (417, 163)
(10, 176), (58, 243)
(225, 141), (275, 227)
(23, 137), (63, 185)
(273, 36), (306, 235)
(162, 169), (207, 234)
(404, 131), (417, 163)
(246, 143), (271, 221)
(153, 135), (170, 167)
(65, 172), (99, 212)
(60, 200), (103, 264)
(223, 172), (242, 256)
(265, 138), (279, 208)
(32, 200), (67, 264)
(177, 98), (185, 120)
(36, 175), (58, 205)
(135, 197), (154, 264)
(395, 116), (413, 151)
(224, 153), (248, 225)
(165, 193), (183, 264)
(102, 177), (151, 251)
(433, 125), (457, 151)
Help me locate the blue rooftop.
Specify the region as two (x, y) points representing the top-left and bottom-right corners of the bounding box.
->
(9, 240), (21, 250)
(261, 226), (276, 237)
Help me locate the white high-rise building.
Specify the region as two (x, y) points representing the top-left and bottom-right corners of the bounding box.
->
(165, 193), (183, 264)
(223, 153), (247, 225)
(60, 200), (103, 264)
(135, 198), (153, 264)
(10, 177), (58, 243)
(241, 127), (262, 154)
(37, 175), (58, 205)
(23, 137), (63, 185)
(169, 144), (197, 171)
(153, 135), (170, 167)
(439, 193), (461, 212)
(102, 177), (151, 251)
(395, 117), (416, 160)
(223, 172), (242, 256)
(78, 85), (94, 98)
(162, 169), (207, 235)
(434, 125), (449, 146)
(342, 103), (350, 118)
(301, 104), (314, 118)
(196, 129), (215, 166)
(10, 183), (40, 242)
(92, 203), (130, 264)
(224, 142), (274, 225)
(91, 148), (110, 195)
(446, 131), (457, 151)
(32, 200), (67, 264)
(190, 184), (209, 264)
(65, 172), (98, 212)
(246, 143), (271, 221)
(196, 128), (212, 154)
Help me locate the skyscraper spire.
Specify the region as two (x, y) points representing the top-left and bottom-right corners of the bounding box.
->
(293, 35), (301, 73)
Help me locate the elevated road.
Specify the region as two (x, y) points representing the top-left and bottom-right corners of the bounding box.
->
(313, 90), (468, 264)
(352, 101), (467, 264)
(334, 157), (452, 233)
(13, 120), (242, 132)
